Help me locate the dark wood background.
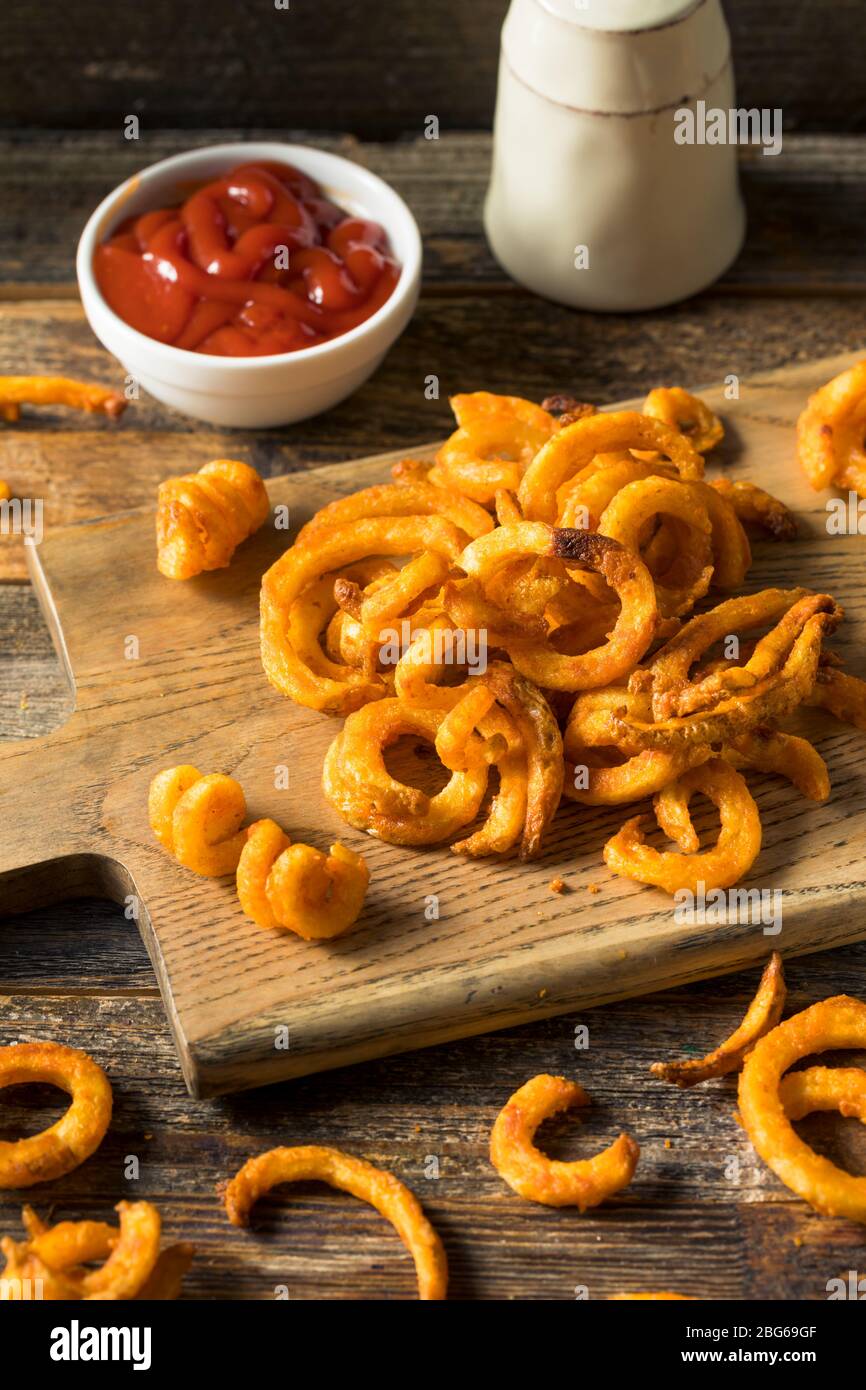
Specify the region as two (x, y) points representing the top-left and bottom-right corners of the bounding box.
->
(2, 0), (866, 134)
(1, 0), (866, 1301)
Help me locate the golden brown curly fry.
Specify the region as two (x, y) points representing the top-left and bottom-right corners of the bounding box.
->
(157, 459), (269, 579)
(0, 375), (126, 422)
(223, 1145), (447, 1300)
(0, 1042), (112, 1189)
(237, 819), (369, 939)
(489, 1074), (639, 1210)
(651, 953), (785, 1087)
(148, 766), (247, 876)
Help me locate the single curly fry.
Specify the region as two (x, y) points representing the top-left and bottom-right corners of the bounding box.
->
(796, 360), (866, 495)
(428, 392), (559, 505)
(323, 700), (488, 845)
(0, 480), (10, 501)
(237, 819), (369, 939)
(261, 515), (464, 713)
(75, 1201), (162, 1300)
(156, 458), (269, 579)
(30, 1218), (118, 1272)
(518, 410), (704, 523)
(295, 479), (492, 546)
(807, 667), (866, 731)
(651, 953), (785, 1088)
(643, 387), (724, 454)
(725, 728), (830, 802)
(0, 375), (126, 422)
(779, 1066), (866, 1124)
(604, 758), (762, 895)
(598, 476), (714, 618)
(0, 1042), (112, 1189)
(738, 996), (866, 1222)
(489, 1074), (639, 1210)
(148, 766), (247, 876)
(710, 477), (797, 541)
(223, 1145), (448, 1300)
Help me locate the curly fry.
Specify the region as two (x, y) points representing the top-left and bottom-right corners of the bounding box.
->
(0, 1042), (112, 1189)
(148, 766), (247, 876)
(651, 954), (785, 1087)
(797, 359), (866, 495)
(598, 476), (714, 618)
(429, 392), (559, 505)
(323, 701), (488, 845)
(643, 387), (724, 454)
(725, 727), (830, 802)
(518, 410), (704, 523)
(563, 686), (712, 805)
(223, 1145), (447, 1300)
(0, 375), (126, 422)
(237, 819), (369, 939)
(295, 479), (492, 546)
(807, 667), (866, 731)
(779, 1066), (866, 1123)
(738, 996), (866, 1222)
(261, 515), (464, 714)
(489, 1074), (639, 1210)
(157, 458), (269, 579)
(710, 477), (797, 541)
(75, 1202), (162, 1299)
(603, 758), (762, 895)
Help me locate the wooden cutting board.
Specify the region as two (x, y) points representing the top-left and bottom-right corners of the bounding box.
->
(2, 348), (866, 1098)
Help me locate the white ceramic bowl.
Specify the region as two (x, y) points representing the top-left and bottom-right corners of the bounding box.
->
(76, 142), (422, 427)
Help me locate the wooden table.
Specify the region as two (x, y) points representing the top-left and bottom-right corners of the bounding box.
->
(1, 129), (865, 1301)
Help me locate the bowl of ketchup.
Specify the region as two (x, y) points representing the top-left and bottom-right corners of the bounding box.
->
(77, 143), (421, 427)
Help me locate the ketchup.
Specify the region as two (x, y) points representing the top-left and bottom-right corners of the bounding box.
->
(94, 162), (401, 356)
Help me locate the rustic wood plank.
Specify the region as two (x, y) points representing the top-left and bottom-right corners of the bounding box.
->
(3, 291), (866, 580)
(1, 132), (866, 291)
(1, 952), (864, 1299)
(3, 350), (866, 1097)
(1, 1), (862, 137)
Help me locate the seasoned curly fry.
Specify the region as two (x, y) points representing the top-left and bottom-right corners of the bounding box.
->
(797, 359), (866, 495)
(598, 475), (714, 618)
(603, 758), (762, 895)
(710, 477), (797, 541)
(148, 766), (247, 876)
(489, 1074), (639, 1210)
(518, 410), (704, 523)
(0, 375), (126, 422)
(643, 387), (724, 454)
(429, 392), (559, 505)
(651, 954), (785, 1087)
(807, 667), (866, 730)
(738, 996), (866, 1222)
(725, 728), (830, 802)
(323, 701), (488, 845)
(296, 478), (492, 545)
(779, 1066), (866, 1123)
(76, 1202), (162, 1299)
(261, 515), (464, 713)
(0, 1042), (112, 1189)
(157, 458), (269, 579)
(563, 687), (712, 805)
(237, 819), (369, 939)
(223, 1145), (447, 1300)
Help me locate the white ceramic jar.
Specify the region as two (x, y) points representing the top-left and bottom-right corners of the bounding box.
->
(484, 0), (745, 311)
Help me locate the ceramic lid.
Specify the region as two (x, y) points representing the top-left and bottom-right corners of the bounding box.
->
(502, 0), (730, 113)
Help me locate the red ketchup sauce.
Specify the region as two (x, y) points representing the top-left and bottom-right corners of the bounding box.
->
(93, 161), (401, 356)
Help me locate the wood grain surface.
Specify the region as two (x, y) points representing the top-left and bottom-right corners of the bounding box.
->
(2, 350), (865, 1100)
(1, 1), (863, 136)
(2, 124), (866, 1300)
